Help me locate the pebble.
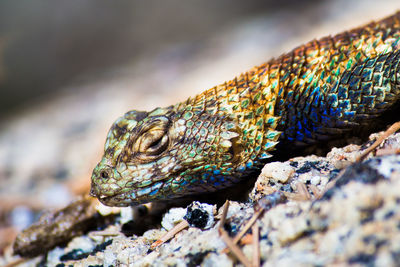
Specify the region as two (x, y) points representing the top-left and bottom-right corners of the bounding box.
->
(161, 207), (186, 231)
(310, 175), (321, 185)
(202, 252), (233, 267)
(119, 207), (134, 224)
(103, 249), (117, 266)
(260, 161), (295, 183)
(184, 201), (215, 229)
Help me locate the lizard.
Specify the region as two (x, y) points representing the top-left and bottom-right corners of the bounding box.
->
(90, 12), (400, 207)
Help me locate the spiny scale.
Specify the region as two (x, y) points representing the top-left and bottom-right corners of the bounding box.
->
(91, 12), (400, 206)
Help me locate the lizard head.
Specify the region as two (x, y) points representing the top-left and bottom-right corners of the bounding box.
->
(90, 105), (247, 207)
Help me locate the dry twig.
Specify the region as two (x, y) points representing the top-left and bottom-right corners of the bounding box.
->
(252, 223), (260, 267)
(232, 209), (263, 245)
(356, 121), (400, 162)
(219, 229), (252, 267)
(218, 200), (252, 267)
(150, 220), (189, 249)
(218, 200), (230, 230)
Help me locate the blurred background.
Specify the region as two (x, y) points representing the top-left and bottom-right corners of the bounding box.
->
(0, 0), (399, 254)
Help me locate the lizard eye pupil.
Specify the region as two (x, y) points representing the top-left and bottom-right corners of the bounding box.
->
(145, 134), (169, 155)
(148, 136), (163, 149)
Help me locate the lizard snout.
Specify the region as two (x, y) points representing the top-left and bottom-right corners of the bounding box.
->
(90, 163), (121, 198)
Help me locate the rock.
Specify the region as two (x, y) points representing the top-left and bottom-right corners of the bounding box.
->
(259, 161), (295, 183)
(184, 201), (215, 229)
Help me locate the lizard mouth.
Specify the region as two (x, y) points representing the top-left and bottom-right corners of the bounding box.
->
(89, 182), (126, 206)
(91, 181), (164, 207)
(96, 192), (134, 207)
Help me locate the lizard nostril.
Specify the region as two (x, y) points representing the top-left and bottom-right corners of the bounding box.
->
(100, 170), (109, 179)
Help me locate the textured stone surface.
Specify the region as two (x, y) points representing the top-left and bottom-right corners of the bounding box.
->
(4, 131), (400, 266)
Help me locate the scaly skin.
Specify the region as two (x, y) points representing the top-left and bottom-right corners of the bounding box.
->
(91, 12), (400, 207)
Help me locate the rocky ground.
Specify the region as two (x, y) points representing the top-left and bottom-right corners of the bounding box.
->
(4, 130), (400, 266)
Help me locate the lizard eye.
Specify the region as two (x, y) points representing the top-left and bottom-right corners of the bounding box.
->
(139, 130), (169, 155)
(134, 117), (170, 160)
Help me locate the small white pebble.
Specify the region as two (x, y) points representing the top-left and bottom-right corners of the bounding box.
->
(161, 207), (186, 231)
(260, 161), (295, 183)
(310, 175), (321, 185)
(202, 252), (233, 267)
(120, 207), (134, 224)
(95, 202), (121, 216)
(103, 250), (117, 267)
(67, 236), (95, 252)
(46, 247), (66, 266)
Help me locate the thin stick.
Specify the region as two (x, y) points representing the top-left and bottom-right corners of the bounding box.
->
(150, 220), (189, 249)
(219, 200), (230, 230)
(309, 184), (322, 200)
(219, 228), (252, 267)
(356, 121), (400, 162)
(295, 182), (312, 201)
(252, 223), (260, 267)
(233, 208), (263, 244)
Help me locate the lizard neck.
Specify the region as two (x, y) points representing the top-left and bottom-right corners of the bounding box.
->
(173, 64), (282, 172)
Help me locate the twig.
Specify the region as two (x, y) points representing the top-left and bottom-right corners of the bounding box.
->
(294, 182), (312, 201)
(356, 121), (400, 162)
(309, 184), (322, 200)
(151, 220), (189, 249)
(221, 207), (263, 254)
(219, 200), (230, 230)
(218, 200), (252, 267)
(232, 208), (263, 244)
(252, 223), (260, 267)
(219, 228), (252, 267)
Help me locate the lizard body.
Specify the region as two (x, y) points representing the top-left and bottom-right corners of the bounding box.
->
(91, 12), (400, 206)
